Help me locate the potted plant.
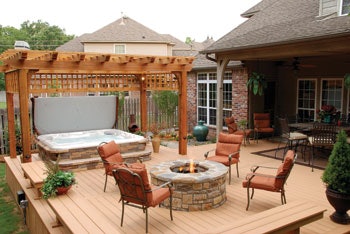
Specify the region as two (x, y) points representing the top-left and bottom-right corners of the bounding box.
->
(344, 73), (350, 89)
(149, 122), (165, 153)
(41, 157), (76, 199)
(321, 130), (350, 224)
(246, 72), (267, 96)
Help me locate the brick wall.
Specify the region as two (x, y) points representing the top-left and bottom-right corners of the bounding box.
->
(187, 67), (249, 137)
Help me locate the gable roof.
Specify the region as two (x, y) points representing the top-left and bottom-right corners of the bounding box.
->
(81, 16), (170, 44)
(56, 34), (89, 52)
(203, 0), (350, 54)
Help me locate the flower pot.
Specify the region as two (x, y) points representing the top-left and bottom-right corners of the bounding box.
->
(323, 114), (331, 123)
(152, 135), (161, 153)
(193, 120), (208, 142)
(56, 185), (72, 195)
(326, 188), (350, 224)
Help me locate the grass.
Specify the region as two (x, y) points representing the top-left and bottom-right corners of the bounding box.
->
(0, 163), (29, 234)
(0, 102), (6, 108)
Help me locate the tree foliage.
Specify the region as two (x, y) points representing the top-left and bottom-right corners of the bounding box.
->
(0, 20), (75, 90)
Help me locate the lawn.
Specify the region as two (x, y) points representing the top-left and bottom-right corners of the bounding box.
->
(0, 102), (6, 109)
(0, 162), (29, 234)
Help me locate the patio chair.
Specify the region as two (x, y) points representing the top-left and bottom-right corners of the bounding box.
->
(204, 132), (243, 184)
(224, 116), (237, 134)
(275, 117), (308, 160)
(242, 150), (297, 210)
(253, 113), (274, 143)
(225, 116), (252, 145)
(308, 123), (337, 171)
(97, 141), (144, 192)
(112, 165), (173, 233)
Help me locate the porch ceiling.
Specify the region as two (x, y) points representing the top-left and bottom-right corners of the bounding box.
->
(211, 35), (350, 61)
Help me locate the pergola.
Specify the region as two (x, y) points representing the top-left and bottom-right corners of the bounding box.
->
(0, 49), (194, 162)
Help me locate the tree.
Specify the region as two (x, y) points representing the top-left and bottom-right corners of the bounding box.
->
(0, 20), (75, 90)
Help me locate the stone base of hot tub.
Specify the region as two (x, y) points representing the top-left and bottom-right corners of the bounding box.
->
(150, 160), (228, 212)
(37, 140), (151, 171)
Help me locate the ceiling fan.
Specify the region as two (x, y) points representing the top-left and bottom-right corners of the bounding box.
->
(277, 57), (316, 70)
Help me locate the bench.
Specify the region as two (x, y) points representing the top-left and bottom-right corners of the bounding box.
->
(21, 160), (47, 199)
(47, 190), (120, 233)
(205, 200), (326, 234)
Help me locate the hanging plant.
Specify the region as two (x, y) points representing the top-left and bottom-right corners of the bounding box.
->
(246, 72), (267, 96)
(344, 73), (350, 89)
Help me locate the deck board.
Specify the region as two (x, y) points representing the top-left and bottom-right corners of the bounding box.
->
(5, 139), (350, 234)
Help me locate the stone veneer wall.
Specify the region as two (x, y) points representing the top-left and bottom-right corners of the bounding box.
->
(187, 67), (249, 137)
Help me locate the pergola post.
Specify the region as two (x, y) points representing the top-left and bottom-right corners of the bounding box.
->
(178, 71), (187, 155)
(140, 75), (147, 131)
(18, 69), (32, 162)
(6, 90), (16, 158)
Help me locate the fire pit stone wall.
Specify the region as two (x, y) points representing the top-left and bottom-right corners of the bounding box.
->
(150, 159), (228, 211)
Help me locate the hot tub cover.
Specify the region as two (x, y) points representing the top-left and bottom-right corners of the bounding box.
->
(32, 96), (117, 135)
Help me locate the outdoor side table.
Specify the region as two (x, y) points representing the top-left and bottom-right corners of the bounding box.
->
(234, 129), (252, 146)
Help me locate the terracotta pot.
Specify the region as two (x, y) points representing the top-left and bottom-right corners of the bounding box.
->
(326, 187), (350, 224)
(152, 135), (161, 153)
(56, 185), (72, 195)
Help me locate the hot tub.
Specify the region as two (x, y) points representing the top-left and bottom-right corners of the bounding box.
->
(36, 129), (150, 171)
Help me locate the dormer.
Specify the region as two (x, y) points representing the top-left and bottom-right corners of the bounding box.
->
(318, 0), (350, 19)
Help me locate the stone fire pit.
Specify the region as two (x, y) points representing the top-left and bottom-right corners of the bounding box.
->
(149, 159), (228, 211)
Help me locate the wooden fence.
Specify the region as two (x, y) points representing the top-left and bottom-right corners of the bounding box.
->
(0, 97), (178, 154)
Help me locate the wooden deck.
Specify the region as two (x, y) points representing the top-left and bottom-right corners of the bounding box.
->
(5, 139), (350, 234)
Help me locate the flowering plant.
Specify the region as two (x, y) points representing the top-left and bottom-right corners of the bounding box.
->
(148, 122), (166, 136)
(317, 105), (336, 119)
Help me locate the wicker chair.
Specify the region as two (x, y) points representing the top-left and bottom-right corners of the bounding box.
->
(308, 123), (337, 171)
(275, 117), (308, 160)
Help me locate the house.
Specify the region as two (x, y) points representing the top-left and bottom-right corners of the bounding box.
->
(199, 0), (350, 133)
(56, 15), (217, 132)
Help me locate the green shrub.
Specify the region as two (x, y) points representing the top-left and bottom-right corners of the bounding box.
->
(322, 130), (350, 194)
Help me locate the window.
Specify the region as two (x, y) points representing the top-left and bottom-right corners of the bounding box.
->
(114, 44), (125, 54)
(321, 79), (343, 112)
(341, 0), (350, 15)
(297, 79), (316, 122)
(197, 72), (232, 126)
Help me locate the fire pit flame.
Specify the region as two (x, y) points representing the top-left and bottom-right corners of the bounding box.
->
(171, 160), (208, 174)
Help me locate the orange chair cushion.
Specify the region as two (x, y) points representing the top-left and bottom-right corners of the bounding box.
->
(148, 185), (171, 207)
(98, 141), (124, 174)
(207, 155), (239, 166)
(242, 176), (278, 191)
(215, 133), (243, 158)
(254, 113), (271, 129)
(97, 141), (121, 159)
(275, 150), (294, 188)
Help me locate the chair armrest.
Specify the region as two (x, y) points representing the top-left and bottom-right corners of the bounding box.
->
(250, 165), (278, 172)
(204, 149), (216, 158)
(245, 172), (277, 180)
(150, 181), (173, 192)
(228, 151), (240, 160)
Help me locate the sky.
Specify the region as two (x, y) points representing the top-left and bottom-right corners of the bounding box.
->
(0, 0), (261, 42)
